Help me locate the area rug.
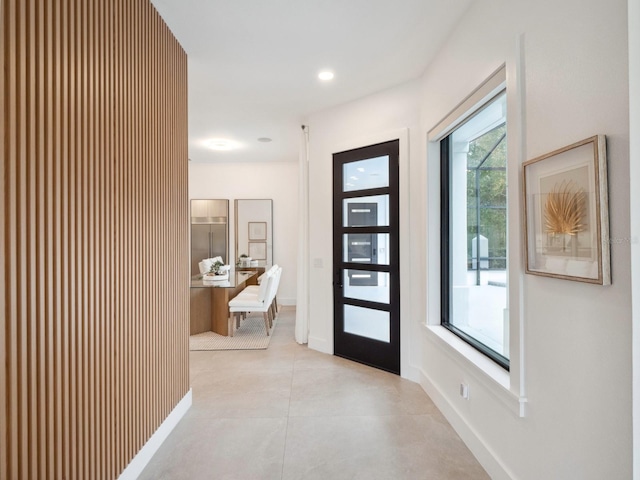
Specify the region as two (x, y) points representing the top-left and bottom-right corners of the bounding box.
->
(189, 314), (278, 351)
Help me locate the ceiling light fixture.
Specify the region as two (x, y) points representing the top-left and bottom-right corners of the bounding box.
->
(318, 70), (334, 81)
(257, 137), (272, 143)
(204, 138), (239, 151)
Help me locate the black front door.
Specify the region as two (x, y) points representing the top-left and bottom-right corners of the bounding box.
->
(333, 140), (400, 374)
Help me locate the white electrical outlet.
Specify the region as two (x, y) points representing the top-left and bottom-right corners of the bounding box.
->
(459, 383), (469, 399)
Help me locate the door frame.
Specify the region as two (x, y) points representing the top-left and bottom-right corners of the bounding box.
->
(305, 129), (410, 377)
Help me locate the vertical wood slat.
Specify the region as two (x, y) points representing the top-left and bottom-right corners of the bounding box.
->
(42, 3), (55, 474)
(18, 1), (28, 477)
(51, 1), (63, 477)
(5, 7), (19, 480)
(1, 0), (189, 478)
(106, 0), (115, 456)
(27, 1), (39, 477)
(0, 0), (6, 475)
(34, 2), (48, 478)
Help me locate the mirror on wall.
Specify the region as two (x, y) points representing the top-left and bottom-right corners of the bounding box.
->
(234, 199), (273, 268)
(190, 199), (229, 276)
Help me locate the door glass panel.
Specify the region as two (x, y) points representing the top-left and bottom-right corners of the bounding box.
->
(344, 305), (390, 343)
(343, 156), (389, 192)
(344, 270), (390, 304)
(343, 195), (389, 227)
(343, 234), (390, 265)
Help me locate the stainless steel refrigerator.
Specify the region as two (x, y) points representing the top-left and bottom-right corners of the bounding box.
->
(191, 199), (229, 276)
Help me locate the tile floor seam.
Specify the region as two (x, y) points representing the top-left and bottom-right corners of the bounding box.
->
(286, 413), (435, 418)
(279, 326), (300, 480)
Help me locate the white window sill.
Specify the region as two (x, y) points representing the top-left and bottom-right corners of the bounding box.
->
(425, 324), (526, 417)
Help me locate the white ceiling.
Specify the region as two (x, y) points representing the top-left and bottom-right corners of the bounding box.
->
(150, 0), (473, 163)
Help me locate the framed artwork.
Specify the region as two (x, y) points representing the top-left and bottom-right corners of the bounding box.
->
(248, 222), (267, 241)
(248, 241), (267, 260)
(523, 135), (610, 284)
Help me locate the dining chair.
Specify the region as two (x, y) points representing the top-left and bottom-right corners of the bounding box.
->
(227, 269), (277, 336)
(240, 264), (280, 316)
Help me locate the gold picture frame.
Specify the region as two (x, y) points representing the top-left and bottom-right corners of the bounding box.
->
(523, 135), (610, 284)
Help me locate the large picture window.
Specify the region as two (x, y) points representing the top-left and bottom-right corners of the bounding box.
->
(441, 91), (509, 369)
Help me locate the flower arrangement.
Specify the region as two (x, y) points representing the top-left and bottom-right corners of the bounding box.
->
(208, 260), (224, 275)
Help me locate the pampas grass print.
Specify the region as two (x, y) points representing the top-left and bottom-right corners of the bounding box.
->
(544, 180), (586, 236)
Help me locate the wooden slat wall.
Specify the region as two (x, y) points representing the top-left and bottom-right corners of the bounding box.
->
(0, 0), (190, 478)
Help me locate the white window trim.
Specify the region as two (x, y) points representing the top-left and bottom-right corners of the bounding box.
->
(428, 66), (508, 141)
(425, 324), (525, 417)
(426, 57), (527, 417)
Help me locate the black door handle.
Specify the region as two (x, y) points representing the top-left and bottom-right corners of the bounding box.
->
(335, 268), (343, 288)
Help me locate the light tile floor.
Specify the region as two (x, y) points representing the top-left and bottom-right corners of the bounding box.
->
(140, 307), (489, 480)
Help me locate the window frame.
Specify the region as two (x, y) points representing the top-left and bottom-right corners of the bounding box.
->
(439, 94), (510, 371)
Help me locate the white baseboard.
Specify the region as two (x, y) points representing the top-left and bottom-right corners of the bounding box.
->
(118, 389), (192, 480)
(278, 297), (297, 306)
(418, 370), (514, 480)
(308, 335), (332, 354)
(401, 363), (422, 383)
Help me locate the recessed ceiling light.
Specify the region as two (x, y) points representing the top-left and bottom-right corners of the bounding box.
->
(203, 138), (239, 151)
(257, 137), (272, 143)
(318, 71), (334, 81)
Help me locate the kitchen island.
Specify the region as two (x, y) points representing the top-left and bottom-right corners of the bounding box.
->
(190, 269), (260, 336)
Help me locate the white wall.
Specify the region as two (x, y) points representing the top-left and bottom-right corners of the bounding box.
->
(189, 161), (298, 304)
(421, 2), (630, 478)
(304, 0), (632, 478)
